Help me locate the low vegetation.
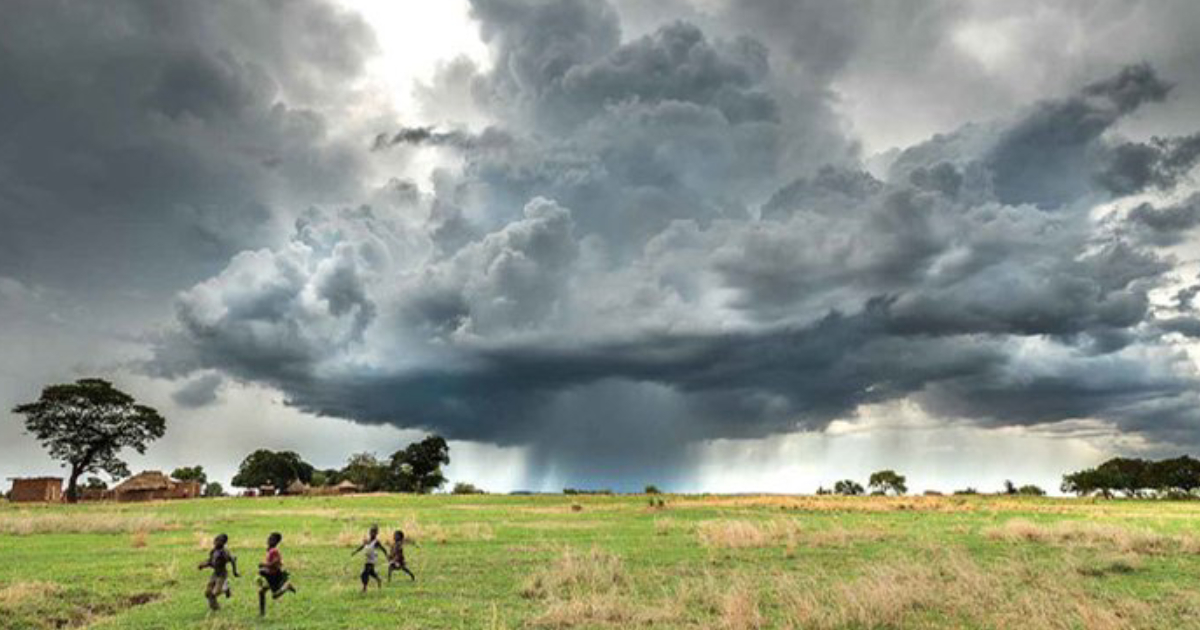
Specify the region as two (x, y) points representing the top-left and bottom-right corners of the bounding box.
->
(3, 493), (1200, 629)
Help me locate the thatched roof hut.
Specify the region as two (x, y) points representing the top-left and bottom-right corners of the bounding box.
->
(113, 471), (172, 502)
(285, 479), (309, 495)
(335, 479), (359, 494)
(112, 471), (199, 502)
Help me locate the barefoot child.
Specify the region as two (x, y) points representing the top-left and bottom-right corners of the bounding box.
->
(387, 529), (416, 582)
(198, 533), (239, 611)
(257, 532), (296, 616)
(351, 524), (387, 592)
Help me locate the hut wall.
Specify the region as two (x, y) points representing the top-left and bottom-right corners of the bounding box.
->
(116, 488), (175, 502)
(10, 478), (63, 503)
(170, 481), (202, 499)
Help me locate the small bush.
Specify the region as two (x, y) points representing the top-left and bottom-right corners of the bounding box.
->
(644, 485), (661, 494)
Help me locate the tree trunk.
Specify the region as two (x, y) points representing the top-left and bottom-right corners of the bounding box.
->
(65, 466), (82, 503)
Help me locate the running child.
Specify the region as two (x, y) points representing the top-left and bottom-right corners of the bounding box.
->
(257, 532), (296, 617)
(197, 533), (239, 611)
(350, 524), (388, 592)
(387, 529), (416, 582)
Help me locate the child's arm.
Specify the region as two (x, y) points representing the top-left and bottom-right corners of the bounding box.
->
(198, 552), (212, 570)
(231, 554), (240, 578)
(350, 542), (364, 556)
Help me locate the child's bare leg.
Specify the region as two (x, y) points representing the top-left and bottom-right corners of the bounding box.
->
(206, 592), (219, 611)
(387, 565), (394, 583)
(402, 566), (415, 581)
(274, 581), (295, 598)
(258, 589), (267, 616)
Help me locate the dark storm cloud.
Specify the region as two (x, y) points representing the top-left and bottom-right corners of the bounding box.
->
(1124, 195), (1200, 247)
(1097, 134), (1200, 196)
(172, 374), (224, 408)
(453, 0), (854, 252)
(371, 126), (514, 152)
(985, 64), (1172, 209)
(137, 0), (1200, 486)
(0, 0), (374, 296)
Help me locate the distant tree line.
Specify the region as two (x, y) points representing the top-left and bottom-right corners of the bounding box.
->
(231, 435), (452, 494)
(1061, 456), (1200, 498)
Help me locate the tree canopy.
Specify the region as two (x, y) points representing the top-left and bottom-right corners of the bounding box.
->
(171, 465), (207, 484)
(834, 479), (864, 496)
(12, 378), (166, 501)
(231, 449), (314, 489)
(389, 435), (450, 493)
(868, 470), (907, 496)
(341, 452), (390, 492)
(1062, 456), (1200, 498)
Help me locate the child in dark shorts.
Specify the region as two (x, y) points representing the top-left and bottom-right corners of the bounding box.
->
(351, 524), (387, 592)
(198, 533), (239, 611)
(388, 529), (416, 582)
(257, 532), (296, 616)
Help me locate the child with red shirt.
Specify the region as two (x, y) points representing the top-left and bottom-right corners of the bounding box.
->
(256, 532), (296, 616)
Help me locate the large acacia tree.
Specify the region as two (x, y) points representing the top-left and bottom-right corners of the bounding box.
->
(13, 378), (166, 501)
(231, 449), (314, 490)
(389, 435), (450, 493)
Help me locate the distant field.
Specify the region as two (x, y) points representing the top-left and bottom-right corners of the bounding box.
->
(3, 494), (1200, 629)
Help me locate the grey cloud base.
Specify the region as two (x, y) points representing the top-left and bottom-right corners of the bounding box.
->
(111, 0), (1200, 487)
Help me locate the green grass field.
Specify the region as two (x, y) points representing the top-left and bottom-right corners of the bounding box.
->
(4, 493), (1200, 629)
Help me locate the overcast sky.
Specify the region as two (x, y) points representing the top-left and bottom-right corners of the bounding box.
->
(4, 0), (1200, 494)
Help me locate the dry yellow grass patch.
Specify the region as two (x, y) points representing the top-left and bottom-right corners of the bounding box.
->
(674, 495), (977, 513)
(985, 518), (1187, 554)
(336, 526), (362, 547)
(0, 512), (177, 535)
(453, 522), (495, 540)
(696, 519), (801, 549)
(510, 520), (603, 531)
(0, 581), (62, 606)
(521, 547), (626, 600)
(530, 593), (681, 628)
(775, 548), (1169, 630)
(130, 530), (148, 548)
(522, 548), (682, 628)
(719, 582), (764, 630)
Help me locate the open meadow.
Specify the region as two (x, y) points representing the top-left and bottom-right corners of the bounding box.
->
(4, 494), (1200, 629)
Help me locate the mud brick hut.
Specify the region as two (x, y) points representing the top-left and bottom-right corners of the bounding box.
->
(112, 471), (201, 502)
(8, 477), (63, 502)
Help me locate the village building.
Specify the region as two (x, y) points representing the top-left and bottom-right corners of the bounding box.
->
(79, 487), (113, 502)
(336, 479), (360, 494)
(111, 471), (202, 502)
(8, 477), (63, 503)
(284, 479), (310, 495)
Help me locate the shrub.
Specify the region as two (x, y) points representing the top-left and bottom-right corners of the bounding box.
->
(452, 482), (485, 495)
(644, 484), (661, 494)
(834, 480), (864, 496)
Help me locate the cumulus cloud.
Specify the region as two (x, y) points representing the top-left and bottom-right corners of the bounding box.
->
(0, 0), (376, 297)
(172, 374), (224, 408)
(141, 0), (1200, 489)
(0, 0), (1186, 488)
